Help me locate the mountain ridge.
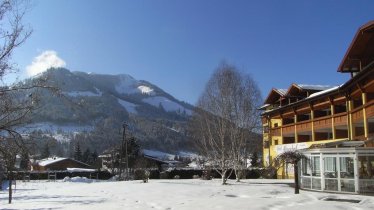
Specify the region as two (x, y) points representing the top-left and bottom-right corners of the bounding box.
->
(22, 67), (194, 153)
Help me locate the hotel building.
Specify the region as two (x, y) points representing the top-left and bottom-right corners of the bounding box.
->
(261, 21), (374, 194)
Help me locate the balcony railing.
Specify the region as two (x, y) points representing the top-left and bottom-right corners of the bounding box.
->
(282, 124), (294, 134)
(365, 100), (374, 117)
(351, 108), (364, 122)
(313, 116), (332, 129)
(333, 113), (348, 126)
(266, 103), (374, 138)
(296, 121), (312, 132)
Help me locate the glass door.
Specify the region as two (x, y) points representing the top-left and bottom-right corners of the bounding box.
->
(324, 157), (338, 191)
(339, 157), (355, 192)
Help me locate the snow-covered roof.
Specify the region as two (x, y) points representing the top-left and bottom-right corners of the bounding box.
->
(296, 84), (335, 91)
(275, 89), (287, 95)
(142, 149), (175, 161)
(259, 104), (271, 110)
(308, 85), (340, 98)
(67, 168), (97, 172)
(38, 157), (67, 166)
(143, 155), (181, 165)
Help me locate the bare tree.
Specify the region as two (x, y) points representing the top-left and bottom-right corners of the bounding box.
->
(190, 62), (262, 184)
(0, 0), (38, 204)
(0, 0), (32, 79)
(0, 136), (26, 203)
(274, 150), (307, 194)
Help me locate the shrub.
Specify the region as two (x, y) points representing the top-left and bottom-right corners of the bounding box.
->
(201, 170), (212, 180)
(159, 171), (169, 179)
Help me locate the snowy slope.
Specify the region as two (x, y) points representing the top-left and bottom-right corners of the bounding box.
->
(19, 122), (93, 133)
(142, 96), (192, 115)
(117, 99), (137, 114)
(114, 74), (139, 95)
(114, 75), (155, 96)
(63, 88), (102, 97)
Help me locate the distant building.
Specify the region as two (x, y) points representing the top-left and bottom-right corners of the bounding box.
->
(32, 157), (91, 171)
(260, 21), (374, 194)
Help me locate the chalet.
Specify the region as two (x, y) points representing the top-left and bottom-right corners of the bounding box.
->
(32, 157), (91, 171)
(261, 21), (374, 194)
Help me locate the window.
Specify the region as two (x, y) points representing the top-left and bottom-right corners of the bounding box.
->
(358, 156), (374, 179)
(340, 157), (354, 179)
(302, 158), (311, 176)
(324, 157), (337, 178)
(274, 123), (278, 128)
(312, 156), (321, 176)
(274, 139), (278, 145)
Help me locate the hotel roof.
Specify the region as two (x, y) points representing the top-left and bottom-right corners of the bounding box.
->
(338, 20), (374, 72)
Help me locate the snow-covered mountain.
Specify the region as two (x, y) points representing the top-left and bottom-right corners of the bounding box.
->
(23, 68), (194, 152)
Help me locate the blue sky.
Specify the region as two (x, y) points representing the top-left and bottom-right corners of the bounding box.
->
(10, 0), (374, 104)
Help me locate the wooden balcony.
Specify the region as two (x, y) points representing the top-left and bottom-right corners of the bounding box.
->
(351, 107), (364, 122)
(365, 101), (374, 118)
(282, 124), (294, 135)
(333, 113), (348, 126)
(296, 121), (312, 132)
(313, 116), (332, 129)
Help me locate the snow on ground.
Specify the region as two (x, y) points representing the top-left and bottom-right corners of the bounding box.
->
(63, 176), (94, 183)
(117, 99), (138, 114)
(142, 96), (192, 115)
(1, 179), (373, 210)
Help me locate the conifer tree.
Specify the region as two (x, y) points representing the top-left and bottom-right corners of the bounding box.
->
(82, 148), (91, 164)
(74, 142), (82, 161)
(251, 152), (259, 167)
(41, 143), (50, 159)
(19, 151), (30, 170)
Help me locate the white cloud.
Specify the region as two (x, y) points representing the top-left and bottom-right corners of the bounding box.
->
(26, 50), (66, 76)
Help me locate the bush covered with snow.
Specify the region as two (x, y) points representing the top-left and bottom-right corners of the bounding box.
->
(192, 175), (200, 179)
(62, 176), (94, 183)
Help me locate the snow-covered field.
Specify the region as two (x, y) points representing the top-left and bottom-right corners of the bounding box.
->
(1, 179), (373, 210)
